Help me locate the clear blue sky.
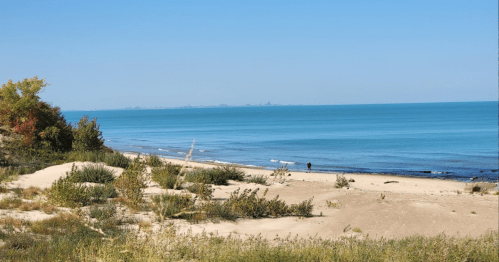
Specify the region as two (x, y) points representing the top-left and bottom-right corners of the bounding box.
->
(1, 0), (497, 110)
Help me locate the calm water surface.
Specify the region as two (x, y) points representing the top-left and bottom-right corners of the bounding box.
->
(63, 102), (498, 181)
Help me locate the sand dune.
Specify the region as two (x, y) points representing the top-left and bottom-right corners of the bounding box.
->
(2, 154), (497, 240)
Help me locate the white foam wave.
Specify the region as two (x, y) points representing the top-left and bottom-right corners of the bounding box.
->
(214, 160), (232, 165)
(158, 148), (168, 151)
(279, 161), (295, 165)
(270, 159), (278, 162)
(199, 150), (206, 152)
(177, 152), (186, 155)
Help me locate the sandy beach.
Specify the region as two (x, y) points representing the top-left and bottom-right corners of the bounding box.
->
(2, 153), (496, 241)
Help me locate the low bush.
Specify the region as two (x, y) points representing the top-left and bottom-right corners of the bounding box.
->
(66, 163), (116, 184)
(151, 163), (181, 189)
(89, 184), (118, 203)
(334, 174), (349, 188)
(145, 154), (163, 167)
(89, 203), (117, 221)
(185, 182), (214, 200)
(245, 174), (268, 185)
(103, 151), (130, 168)
(113, 159), (148, 210)
(152, 193), (196, 220)
(224, 188), (313, 218)
(185, 166), (245, 186)
(46, 177), (91, 208)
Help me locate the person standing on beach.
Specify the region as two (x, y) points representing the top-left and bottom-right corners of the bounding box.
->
(307, 162), (311, 172)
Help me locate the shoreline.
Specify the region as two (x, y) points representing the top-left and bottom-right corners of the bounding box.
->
(122, 151), (497, 184)
(122, 152), (484, 195)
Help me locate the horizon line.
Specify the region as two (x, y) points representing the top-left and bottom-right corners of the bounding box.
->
(61, 100), (498, 112)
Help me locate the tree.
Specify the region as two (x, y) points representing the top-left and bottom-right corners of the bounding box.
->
(72, 116), (104, 151)
(0, 77), (73, 152)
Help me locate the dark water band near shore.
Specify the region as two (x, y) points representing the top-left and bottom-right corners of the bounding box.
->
(63, 101), (499, 182)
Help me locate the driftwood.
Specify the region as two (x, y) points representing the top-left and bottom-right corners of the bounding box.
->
(384, 181), (399, 184)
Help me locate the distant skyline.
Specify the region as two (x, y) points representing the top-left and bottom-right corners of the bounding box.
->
(1, 1), (497, 110)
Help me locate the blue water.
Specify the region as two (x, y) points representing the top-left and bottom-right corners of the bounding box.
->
(63, 102), (498, 182)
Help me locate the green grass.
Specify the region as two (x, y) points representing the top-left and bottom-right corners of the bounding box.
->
(151, 193), (196, 220)
(245, 174), (269, 185)
(151, 163), (181, 189)
(1, 228), (493, 261)
(66, 163), (116, 184)
(184, 165), (245, 185)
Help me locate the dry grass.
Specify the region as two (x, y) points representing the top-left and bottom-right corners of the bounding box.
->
(22, 186), (42, 199)
(334, 174), (349, 188)
(0, 217), (24, 228)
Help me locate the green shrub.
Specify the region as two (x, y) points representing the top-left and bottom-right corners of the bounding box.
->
(245, 174), (268, 185)
(89, 203), (117, 221)
(89, 184), (118, 203)
(151, 163), (181, 189)
(113, 159), (147, 210)
(185, 182), (214, 200)
(145, 154), (163, 167)
(46, 177), (91, 208)
(223, 188), (314, 218)
(289, 198), (314, 217)
(185, 166), (245, 186)
(72, 115), (104, 151)
(66, 163), (115, 184)
(151, 193), (196, 220)
(103, 152), (130, 168)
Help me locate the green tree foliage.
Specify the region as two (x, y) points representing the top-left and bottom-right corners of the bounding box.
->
(0, 77), (73, 152)
(72, 116), (104, 151)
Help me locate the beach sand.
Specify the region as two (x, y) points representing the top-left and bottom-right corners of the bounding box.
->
(2, 154), (497, 240)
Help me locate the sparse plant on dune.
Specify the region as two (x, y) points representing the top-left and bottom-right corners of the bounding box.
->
(145, 154), (163, 167)
(151, 163), (182, 189)
(245, 174), (268, 185)
(334, 174), (349, 188)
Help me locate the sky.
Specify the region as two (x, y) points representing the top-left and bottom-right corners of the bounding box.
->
(0, 0), (497, 110)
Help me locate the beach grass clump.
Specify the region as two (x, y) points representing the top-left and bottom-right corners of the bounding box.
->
(245, 174), (268, 185)
(184, 166), (245, 186)
(334, 174), (350, 188)
(151, 163), (182, 189)
(103, 151), (131, 169)
(113, 159), (148, 210)
(46, 177), (92, 208)
(151, 193), (196, 220)
(145, 154), (163, 167)
(0, 197), (23, 209)
(21, 186), (42, 199)
(223, 188), (313, 218)
(66, 163), (116, 184)
(185, 182), (214, 200)
(64, 150), (107, 163)
(89, 203), (117, 221)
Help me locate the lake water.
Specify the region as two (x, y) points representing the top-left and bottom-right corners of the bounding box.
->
(63, 102), (498, 181)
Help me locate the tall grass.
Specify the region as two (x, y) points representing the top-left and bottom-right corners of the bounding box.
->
(2, 228), (492, 261)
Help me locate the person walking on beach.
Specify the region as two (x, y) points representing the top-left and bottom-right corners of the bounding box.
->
(307, 162), (312, 173)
